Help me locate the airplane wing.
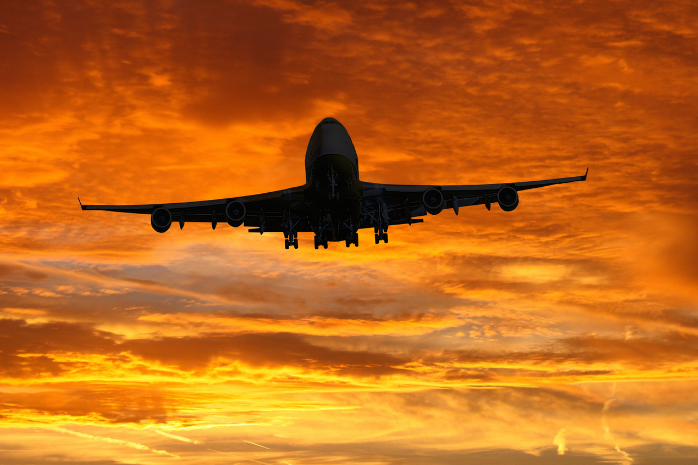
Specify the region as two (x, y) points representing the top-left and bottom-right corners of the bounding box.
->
(360, 169), (588, 226)
(80, 185), (310, 233)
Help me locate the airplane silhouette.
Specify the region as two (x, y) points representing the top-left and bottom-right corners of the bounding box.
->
(81, 117), (587, 249)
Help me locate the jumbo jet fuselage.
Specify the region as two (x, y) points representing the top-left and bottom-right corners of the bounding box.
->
(304, 117), (364, 234)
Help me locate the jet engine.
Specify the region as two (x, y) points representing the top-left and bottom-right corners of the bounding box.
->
(423, 188), (444, 215)
(226, 201), (246, 227)
(497, 186), (519, 211)
(151, 207), (172, 233)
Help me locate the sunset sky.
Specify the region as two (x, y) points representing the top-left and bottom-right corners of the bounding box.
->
(1, 0), (698, 463)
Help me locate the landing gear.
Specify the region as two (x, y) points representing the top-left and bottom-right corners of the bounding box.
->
(283, 210), (301, 249)
(285, 231), (299, 250)
(314, 235), (328, 250)
(345, 232), (359, 248)
(370, 204), (389, 244)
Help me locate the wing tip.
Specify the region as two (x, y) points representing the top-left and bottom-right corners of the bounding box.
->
(582, 167), (589, 181)
(78, 197), (85, 210)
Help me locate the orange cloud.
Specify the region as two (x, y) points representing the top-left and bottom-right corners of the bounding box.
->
(137, 311), (464, 336)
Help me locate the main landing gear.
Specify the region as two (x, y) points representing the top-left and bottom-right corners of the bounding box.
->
(374, 224), (388, 244)
(314, 235), (328, 249)
(285, 231), (298, 249)
(345, 233), (359, 248)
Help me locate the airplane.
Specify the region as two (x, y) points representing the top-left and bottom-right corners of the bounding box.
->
(80, 117), (588, 249)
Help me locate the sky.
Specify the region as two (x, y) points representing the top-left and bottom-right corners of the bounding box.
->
(1, 0), (698, 463)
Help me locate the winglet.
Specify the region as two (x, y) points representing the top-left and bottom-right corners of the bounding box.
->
(582, 167), (589, 181)
(78, 197), (85, 210)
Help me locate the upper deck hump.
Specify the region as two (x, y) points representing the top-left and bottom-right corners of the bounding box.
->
(305, 117), (358, 182)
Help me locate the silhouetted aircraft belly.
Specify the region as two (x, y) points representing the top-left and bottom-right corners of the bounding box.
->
(81, 117), (588, 250)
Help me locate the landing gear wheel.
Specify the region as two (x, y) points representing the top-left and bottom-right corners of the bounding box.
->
(285, 239), (289, 249)
(293, 238), (298, 249)
(323, 240), (328, 249)
(375, 233), (380, 244)
(345, 238), (350, 247)
(314, 236), (319, 249)
(383, 233), (388, 243)
(353, 235), (359, 247)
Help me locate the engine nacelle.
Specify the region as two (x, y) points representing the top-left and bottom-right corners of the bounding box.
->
(226, 201), (246, 227)
(497, 186), (519, 212)
(423, 188), (444, 215)
(151, 207), (172, 233)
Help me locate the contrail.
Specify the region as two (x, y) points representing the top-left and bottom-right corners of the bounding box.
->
(207, 448), (271, 464)
(148, 427), (272, 462)
(244, 440), (270, 449)
(51, 426), (179, 458)
(601, 384), (633, 464)
(151, 429), (203, 444)
(146, 426), (275, 463)
(553, 428), (567, 455)
(615, 444), (634, 464)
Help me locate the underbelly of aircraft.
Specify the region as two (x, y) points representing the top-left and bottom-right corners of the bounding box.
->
(242, 154), (364, 241)
(306, 154), (362, 241)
